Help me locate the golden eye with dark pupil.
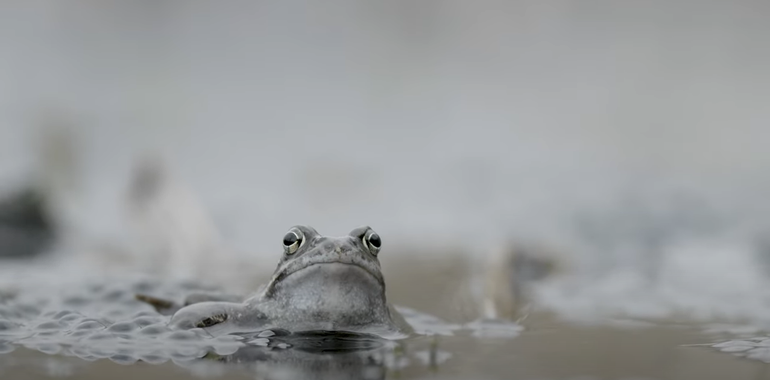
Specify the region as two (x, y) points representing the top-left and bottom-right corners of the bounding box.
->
(283, 230), (302, 255)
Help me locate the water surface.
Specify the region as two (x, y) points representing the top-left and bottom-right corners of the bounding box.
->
(1, 254), (768, 380)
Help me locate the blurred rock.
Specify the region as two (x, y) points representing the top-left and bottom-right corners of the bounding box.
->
(0, 111), (85, 260)
(0, 186), (55, 258)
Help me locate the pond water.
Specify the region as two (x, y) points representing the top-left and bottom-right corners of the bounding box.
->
(1, 252), (769, 380)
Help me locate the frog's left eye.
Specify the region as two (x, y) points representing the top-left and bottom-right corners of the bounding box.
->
(283, 228), (304, 255)
(363, 230), (381, 256)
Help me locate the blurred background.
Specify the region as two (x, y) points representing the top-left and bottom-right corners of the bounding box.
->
(1, 0), (770, 326)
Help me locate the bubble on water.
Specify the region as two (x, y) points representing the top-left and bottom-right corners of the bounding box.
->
(59, 314), (83, 323)
(0, 342), (15, 354)
(168, 330), (200, 341)
(107, 322), (139, 333)
(170, 347), (206, 360)
(132, 316), (163, 328)
(212, 343), (240, 356)
(35, 321), (65, 331)
(34, 343), (62, 355)
(110, 354), (138, 365)
(88, 348), (114, 359)
(224, 334), (244, 342)
(53, 310), (76, 319)
(248, 338), (269, 346)
(74, 320), (105, 330)
(69, 346), (89, 358)
(138, 354), (169, 364)
(86, 332), (115, 341)
(67, 330), (90, 339)
(131, 310), (161, 318)
(140, 326), (171, 337)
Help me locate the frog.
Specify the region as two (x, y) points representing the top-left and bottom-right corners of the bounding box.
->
(136, 225), (413, 339)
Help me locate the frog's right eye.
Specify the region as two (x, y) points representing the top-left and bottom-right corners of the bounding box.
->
(283, 229), (304, 255)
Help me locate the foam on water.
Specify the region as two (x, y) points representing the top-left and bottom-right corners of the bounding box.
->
(532, 237), (770, 328)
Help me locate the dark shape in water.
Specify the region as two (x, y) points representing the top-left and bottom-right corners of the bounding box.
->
(241, 330), (388, 354)
(0, 187), (55, 258)
(203, 330), (394, 380)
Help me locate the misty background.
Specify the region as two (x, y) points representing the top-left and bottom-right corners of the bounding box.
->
(1, 1), (769, 324)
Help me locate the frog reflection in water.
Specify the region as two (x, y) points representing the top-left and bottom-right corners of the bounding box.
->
(137, 225), (413, 338)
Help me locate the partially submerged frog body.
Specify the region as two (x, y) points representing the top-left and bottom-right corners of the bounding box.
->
(137, 225), (413, 338)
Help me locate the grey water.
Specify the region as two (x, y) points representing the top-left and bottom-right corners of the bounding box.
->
(2, 1), (770, 379)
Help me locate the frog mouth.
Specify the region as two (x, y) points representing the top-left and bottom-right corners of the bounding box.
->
(263, 258), (384, 297)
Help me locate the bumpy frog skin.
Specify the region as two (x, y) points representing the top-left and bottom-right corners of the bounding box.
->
(137, 226), (412, 338)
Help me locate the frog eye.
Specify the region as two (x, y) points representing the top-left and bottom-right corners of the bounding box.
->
(363, 230), (381, 256)
(283, 228), (304, 255)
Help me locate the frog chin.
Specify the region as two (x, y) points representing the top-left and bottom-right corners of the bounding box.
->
(268, 262), (387, 315)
